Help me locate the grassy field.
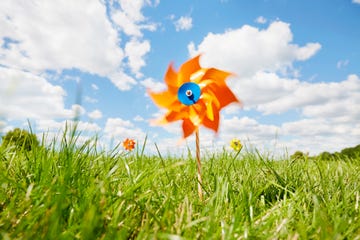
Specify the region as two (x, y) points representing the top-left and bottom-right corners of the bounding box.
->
(1, 132), (360, 239)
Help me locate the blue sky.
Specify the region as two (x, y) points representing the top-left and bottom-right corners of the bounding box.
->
(0, 0), (359, 155)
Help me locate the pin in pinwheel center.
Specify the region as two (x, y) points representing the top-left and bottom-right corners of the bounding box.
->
(185, 89), (193, 97)
(178, 82), (201, 106)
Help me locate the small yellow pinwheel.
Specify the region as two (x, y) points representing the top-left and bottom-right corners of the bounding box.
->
(230, 138), (243, 152)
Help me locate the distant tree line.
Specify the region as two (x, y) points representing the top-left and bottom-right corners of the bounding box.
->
(291, 144), (360, 161)
(1, 127), (359, 161)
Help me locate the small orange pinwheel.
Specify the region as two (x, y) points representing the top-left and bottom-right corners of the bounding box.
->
(148, 55), (240, 138)
(123, 138), (136, 151)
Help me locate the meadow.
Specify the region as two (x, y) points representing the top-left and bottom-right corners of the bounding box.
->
(0, 130), (360, 239)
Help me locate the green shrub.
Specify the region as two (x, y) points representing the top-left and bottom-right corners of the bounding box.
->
(318, 151), (334, 161)
(1, 128), (39, 151)
(290, 151), (306, 160)
(340, 144), (360, 159)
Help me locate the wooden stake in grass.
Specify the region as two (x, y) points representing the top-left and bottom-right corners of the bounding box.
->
(195, 129), (203, 201)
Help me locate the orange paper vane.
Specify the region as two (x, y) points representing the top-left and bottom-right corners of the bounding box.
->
(149, 55), (240, 138)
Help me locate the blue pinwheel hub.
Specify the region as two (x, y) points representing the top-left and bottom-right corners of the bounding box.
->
(178, 82), (201, 106)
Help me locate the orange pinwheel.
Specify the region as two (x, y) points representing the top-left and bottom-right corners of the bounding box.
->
(123, 138), (136, 151)
(148, 55), (240, 138)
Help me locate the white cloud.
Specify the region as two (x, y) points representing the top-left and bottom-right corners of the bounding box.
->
(0, 66), (74, 120)
(112, 10), (143, 37)
(282, 118), (341, 137)
(0, 0), (157, 135)
(168, 14), (176, 20)
(223, 72), (360, 155)
(188, 21), (321, 78)
(84, 96), (98, 104)
(174, 16), (193, 31)
(352, 0), (360, 4)
(0, 0), (152, 92)
(91, 84), (99, 91)
(185, 20), (359, 155)
(217, 115), (360, 155)
(133, 115), (144, 122)
(110, 0), (158, 37)
(140, 77), (166, 92)
(337, 59), (349, 69)
(281, 118), (360, 154)
(187, 21), (354, 118)
(220, 116), (280, 142)
(254, 74), (360, 116)
(70, 104), (86, 118)
(255, 16), (267, 24)
(104, 117), (146, 142)
(125, 38), (151, 78)
(0, 1), (122, 74)
(36, 119), (101, 133)
(294, 43), (322, 61)
(231, 71), (298, 111)
(88, 110), (103, 120)
(108, 71), (137, 91)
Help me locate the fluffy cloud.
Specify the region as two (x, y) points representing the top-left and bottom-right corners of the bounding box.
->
(133, 115), (145, 122)
(88, 110), (103, 120)
(188, 21), (321, 77)
(255, 16), (267, 24)
(0, 1), (122, 74)
(91, 84), (99, 91)
(0, 67), (74, 120)
(231, 72), (298, 111)
(217, 115), (360, 155)
(108, 71), (137, 91)
(174, 16), (193, 31)
(36, 119), (101, 133)
(140, 77), (166, 92)
(0, 0), (158, 131)
(220, 116), (280, 142)
(0, 0), (154, 92)
(110, 0), (157, 37)
(104, 118), (146, 142)
(186, 21), (358, 120)
(84, 96), (98, 104)
(125, 38), (151, 78)
(281, 118), (360, 154)
(185, 20), (359, 155)
(254, 74), (360, 117)
(337, 59), (349, 69)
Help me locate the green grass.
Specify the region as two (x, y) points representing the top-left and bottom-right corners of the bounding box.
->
(1, 131), (360, 239)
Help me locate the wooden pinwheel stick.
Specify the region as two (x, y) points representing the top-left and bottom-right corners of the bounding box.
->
(195, 129), (203, 201)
